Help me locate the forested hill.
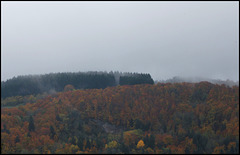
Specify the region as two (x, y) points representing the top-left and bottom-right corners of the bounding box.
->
(1, 82), (239, 154)
(1, 71), (154, 99)
(157, 76), (239, 87)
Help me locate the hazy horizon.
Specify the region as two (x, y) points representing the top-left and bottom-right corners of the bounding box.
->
(1, 2), (239, 82)
(1, 70), (239, 83)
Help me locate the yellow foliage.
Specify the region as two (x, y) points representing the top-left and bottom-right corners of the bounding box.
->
(105, 140), (118, 149)
(137, 140), (145, 149)
(105, 144), (108, 149)
(123, 129), (144, 146)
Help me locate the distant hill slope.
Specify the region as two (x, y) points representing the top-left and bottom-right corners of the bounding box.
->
(156, 76), (239, 87)
(1, 71), (154, 98)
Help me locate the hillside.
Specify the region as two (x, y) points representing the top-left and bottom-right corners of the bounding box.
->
(157, 76), (239, 87)
(1, 82), (239, 154)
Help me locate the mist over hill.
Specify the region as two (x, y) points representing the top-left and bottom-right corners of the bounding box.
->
(1, 71), (154, 99)
(2, 71), (238, 99)
(156, 76), (239, 87)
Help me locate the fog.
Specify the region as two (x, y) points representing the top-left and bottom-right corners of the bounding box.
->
(1, 1), (239, 82)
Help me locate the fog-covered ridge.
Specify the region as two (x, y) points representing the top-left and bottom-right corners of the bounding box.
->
(1, 71), (154, 99)
(156, 76), (239, 87)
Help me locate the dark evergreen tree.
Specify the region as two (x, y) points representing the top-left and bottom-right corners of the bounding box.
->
(56, 114), (61, 121)
(149, 134), (155, 149)
(185, 146), (190, 154)
(144, 135), (149, 147)
(134, 119), (143, 129)
(27, 132), (31, 137)
(2, 124), (10, 134)
(77, 123), (82, 131)
(86, 139), (91, 149)
(121, 143), (129, 154)
(1, 71), (154, 98)
(15, 135), (20, 143)
(28, 115), (35, 132)
(119, 73), (154, 85)
(50, 125), (56, 139)
(77, 138), (83, 150)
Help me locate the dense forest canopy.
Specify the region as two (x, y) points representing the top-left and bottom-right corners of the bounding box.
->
(1, 81), (239, 154)
(1, 71), (154, 99)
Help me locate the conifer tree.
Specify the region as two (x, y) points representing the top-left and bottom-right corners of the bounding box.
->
(28, 115), (35, 132)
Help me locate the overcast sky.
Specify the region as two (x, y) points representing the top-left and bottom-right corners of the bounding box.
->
(1, 1), (239, 82)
